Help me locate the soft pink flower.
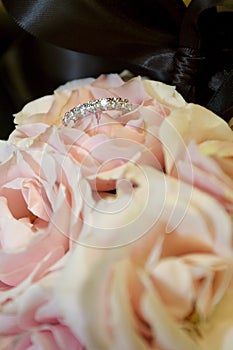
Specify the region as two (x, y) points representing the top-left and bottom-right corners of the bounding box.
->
(0, 257), (84, 350)
(56, 163), (233, 350)
(0, 140), (84, 288)
(159, 103), (233, 211)
(9, 74), (186, 190)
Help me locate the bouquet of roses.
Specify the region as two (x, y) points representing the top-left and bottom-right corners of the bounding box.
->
(0, 73), (232, 350)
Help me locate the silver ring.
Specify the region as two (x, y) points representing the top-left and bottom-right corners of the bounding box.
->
(62, 97), (132, 126)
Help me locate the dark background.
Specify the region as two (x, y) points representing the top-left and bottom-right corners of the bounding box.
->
(1, 1), (232, 139)
(0, 3), (126, 139)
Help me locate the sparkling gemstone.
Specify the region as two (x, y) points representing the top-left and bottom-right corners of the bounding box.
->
(71, 110), (78, 119)
(93, 101), (100, 110)
(62, 115), (69, 126)
(63, 111), (72, 125)
(109, 98), (117, 109)
(73, 106), (80, 113)
(68, 110), (74, 117)
(86, 103), (96, 113)
(77, 106), (87, 116)
(100, 99), (108, 110)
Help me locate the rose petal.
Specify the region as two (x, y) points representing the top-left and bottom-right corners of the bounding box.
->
(143, 80), (186, 108)
(141, 273), (198, 350)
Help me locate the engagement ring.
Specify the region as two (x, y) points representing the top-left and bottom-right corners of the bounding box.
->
(62, 97), (132, 126)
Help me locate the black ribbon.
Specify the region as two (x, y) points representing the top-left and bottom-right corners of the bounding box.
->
(2, 0), (184, 55)
(2, 0), (233, 120)
(172, 0), (233, 113)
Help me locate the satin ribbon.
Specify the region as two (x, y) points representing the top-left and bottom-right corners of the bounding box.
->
(2, 0), (233, 120)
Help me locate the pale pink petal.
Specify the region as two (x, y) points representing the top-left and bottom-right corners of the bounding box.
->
(173, 142), (233, 210)
(109, 76), (150, 104)
(199, 140), (233, 158)
(109, 261), (151, 350)
(55, 245), (108, 348)
(0, 216), (33, 250)
(152, 258), (194, 320)
(43, 325), (84, 350)
(141, 273), (199, 350)
(22, 179), (51, 221)
(0, 335), (18, 349)
(222, 327), (233, 350)
(182, 254), (232, 317)
(159, 103), (233, 173)
(91, 73), (124, 88)
(14, 95), (55, 125)
(79, 165), (167, 248)
(143, 80), (186, 108)
(0, 314), (19, 334)
(9, 123), (49, 148)
(198, 286), (233, 350)
(0, 141), (16, 162)
(80, 163), (232, 252)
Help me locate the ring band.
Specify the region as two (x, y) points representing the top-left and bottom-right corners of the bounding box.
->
(62, 97), (132, 126)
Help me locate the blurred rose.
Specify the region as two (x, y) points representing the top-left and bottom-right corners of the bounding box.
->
(9, 74), (186, 190)
(197, 282), (233, 350)
(56, 163), (233, 350)
(0, 139), (84, 288)
(159, 104), (233, 212)
(0, 257), (84, 350)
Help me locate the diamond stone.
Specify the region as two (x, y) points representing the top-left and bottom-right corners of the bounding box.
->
(99, 99), (108, 110)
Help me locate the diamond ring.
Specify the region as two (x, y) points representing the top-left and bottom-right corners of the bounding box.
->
(62, 97), (132, 126)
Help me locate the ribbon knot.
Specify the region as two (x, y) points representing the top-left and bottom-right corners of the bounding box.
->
(172, 47), (205, 101)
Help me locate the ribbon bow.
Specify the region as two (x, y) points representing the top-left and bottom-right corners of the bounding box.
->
(2, 0), (233, 120)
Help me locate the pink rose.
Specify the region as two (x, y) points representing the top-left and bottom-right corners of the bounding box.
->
(0, 258), (84, 349)
(159, 104), (233, 211)
(10, 74), (186, 190)
(56, 163), (233, 349)
(0, 139), (84, 287)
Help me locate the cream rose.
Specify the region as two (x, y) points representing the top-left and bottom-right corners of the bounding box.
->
(56, 163), (233, 350)
(159, 104), (233, 211)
